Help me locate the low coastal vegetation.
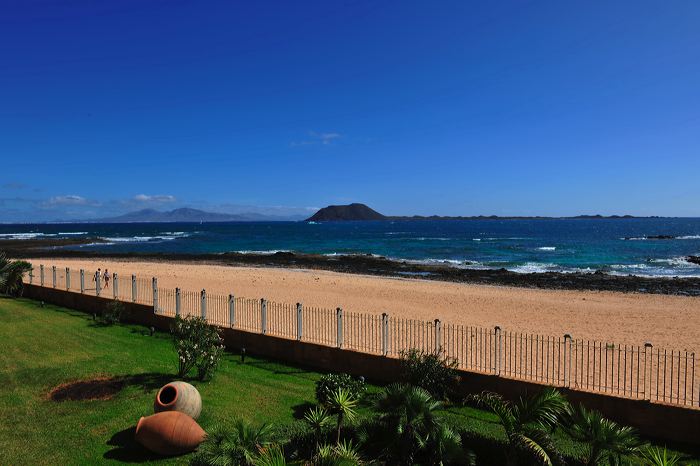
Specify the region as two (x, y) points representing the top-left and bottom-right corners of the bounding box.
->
(0, 297), (698, 465)
(0, 251), (31, 297)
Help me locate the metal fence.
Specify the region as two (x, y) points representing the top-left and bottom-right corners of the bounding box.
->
(23, 265), (700, 409)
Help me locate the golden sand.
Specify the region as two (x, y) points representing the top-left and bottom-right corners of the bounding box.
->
(32, 258), (700, 351)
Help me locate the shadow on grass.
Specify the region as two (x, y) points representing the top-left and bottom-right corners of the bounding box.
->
(104, 426), (171, 463)
(49, 372), (174, 402)
(292, 401), (316, 420)
(243, 359), (316, 377)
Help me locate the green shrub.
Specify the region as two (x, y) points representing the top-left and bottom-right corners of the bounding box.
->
(99, 300), (123, 325)
(171, 315), (225, 380)
(189, 420), (273, 466)
(315, 373), (366, 406)
(399, 348), (458, 400)
(0, 252), (31, 297)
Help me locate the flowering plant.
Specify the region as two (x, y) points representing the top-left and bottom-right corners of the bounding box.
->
(171, 315), (225, 380)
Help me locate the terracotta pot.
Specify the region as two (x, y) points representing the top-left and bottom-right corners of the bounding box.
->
(135, 411), (206, 455)
(154, 381), (202, 419)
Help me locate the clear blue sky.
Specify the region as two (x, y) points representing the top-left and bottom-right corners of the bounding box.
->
(1, 1), (699, 221)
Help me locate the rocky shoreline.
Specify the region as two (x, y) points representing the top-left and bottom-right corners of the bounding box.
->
(3, 238), (700, 296)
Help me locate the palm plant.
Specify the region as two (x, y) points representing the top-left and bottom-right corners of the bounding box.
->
(253, 444), (298, 466)
(327, 388), (358, 443)
(362, 383), (472, 466)
(190, 420), (273, 466)
(304, 406), (332, 447)
(0, 252), (32, 297)
(314, 440), (362, 466)
(470, 387), (569, 466)
(565, 404), (641, 466)
(637, 445), (683, 466)
(425, 422), (475, 466)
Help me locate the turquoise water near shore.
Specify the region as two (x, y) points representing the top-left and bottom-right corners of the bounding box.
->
(2, 219), (700, 277)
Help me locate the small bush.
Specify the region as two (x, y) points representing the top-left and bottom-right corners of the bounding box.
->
(171, 315), (225, 380)
(99, 300), (123, 325)
(399, 348), (458, 400)
(315, 373), (366, 406)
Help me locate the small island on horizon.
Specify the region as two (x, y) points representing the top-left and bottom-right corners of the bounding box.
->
(305, 203), (665, 222)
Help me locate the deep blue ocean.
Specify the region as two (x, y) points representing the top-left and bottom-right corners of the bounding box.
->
(2, 219), (700, 277)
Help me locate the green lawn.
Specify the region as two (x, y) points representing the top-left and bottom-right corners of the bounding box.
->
(0, 297), (323, 465)
(1, 297), (698, 465)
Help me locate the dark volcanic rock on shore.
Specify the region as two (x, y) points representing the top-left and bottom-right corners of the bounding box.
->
(687, 256), (700, 266)
(4, 237), (700, 297)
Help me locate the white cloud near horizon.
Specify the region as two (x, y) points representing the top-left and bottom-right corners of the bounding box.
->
(133, 194), (176, 202)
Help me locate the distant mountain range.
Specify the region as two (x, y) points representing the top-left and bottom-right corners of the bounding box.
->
(54, 204), (665, 224)
(305, 204), (663, 221)
(75, 208), (305, 223)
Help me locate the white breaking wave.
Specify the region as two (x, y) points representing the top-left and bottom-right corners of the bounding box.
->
(622, 235), (700, 240)
(235, 249), (291, 255)
(537, 246), (556, 251)
(0, 232), (57, 239)
(509, 262), (559, 273)
(99, 235), (183, 243)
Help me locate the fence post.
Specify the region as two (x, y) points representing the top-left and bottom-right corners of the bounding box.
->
(260, 298), (267, 334)
(175, 288), (181, 317)
(494, 326), (501, 375)
(564, 334), (572, 388)
(96, 271), (101, 296)
(228, 294), (235, 327)
(52, 266), (56, 288)
(40, 264), (45, 286)
(644, 342), (653, 401)
(296, 303), (303, 341)
(434, 319), (442, 354)
(65, 267), (70, 290)
(113, 273), (118, 299)
(381, 313), (389, 356)
(336, 307), (344, 349)
(152, 277), (157, 312)
(131, 275), (136, 302)
(200, 289), (207, 320)
(29, 268), (33, 284)
(80, 269), (85, 293)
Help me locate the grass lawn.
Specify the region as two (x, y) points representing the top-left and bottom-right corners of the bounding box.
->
(1, 297), (698, 465)
(0, 297), (323, 465)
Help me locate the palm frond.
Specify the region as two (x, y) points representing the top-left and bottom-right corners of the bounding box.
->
(469, 391), (516, 433)
(0, 252), (32, 297)
(638, 445), (683, 466)
(565, 404), (640, 465)
(515, 387), (569, 430)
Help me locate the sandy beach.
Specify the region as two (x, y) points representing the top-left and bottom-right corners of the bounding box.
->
(29, 257), (700, 351)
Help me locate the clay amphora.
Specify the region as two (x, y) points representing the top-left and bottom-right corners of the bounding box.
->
(135, 411), (205, 455)
(154, 381), (202, 419)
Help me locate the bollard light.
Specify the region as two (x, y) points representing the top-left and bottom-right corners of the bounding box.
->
(150, 326), (155, 336)
(241, 347), (246, 364)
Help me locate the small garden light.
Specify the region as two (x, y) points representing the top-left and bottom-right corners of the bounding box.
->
(241, 347), (246, 363)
